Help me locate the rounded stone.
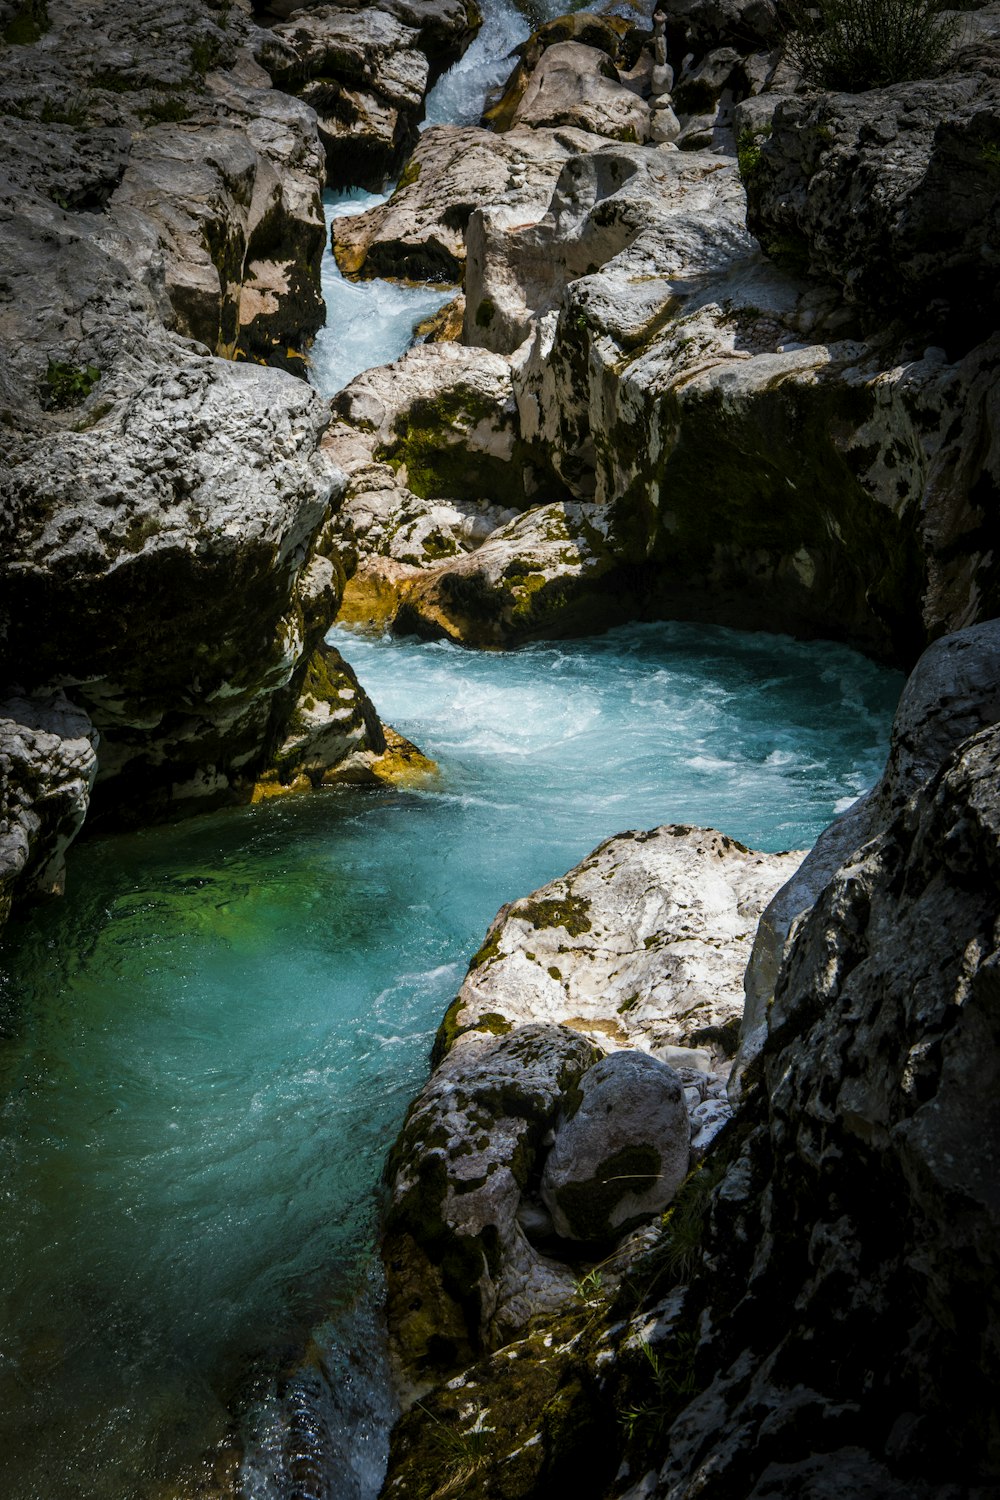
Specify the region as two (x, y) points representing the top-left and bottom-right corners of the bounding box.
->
(540, 1050), (690, 1242)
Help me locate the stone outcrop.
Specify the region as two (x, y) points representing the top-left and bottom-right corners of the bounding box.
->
(632, 718), (1000, 1499)
(384, 1022), (601, 1375)
(323, 340), (595, 638)
(263, 0), (479, 188)
(379, 630), (1000, 1500)
(735, 618), (1000, 1094)
(481, 11), (641, 131)
(501, 41), (651, 143)
(381, 826), (800, 1381)
(0, 0), (436, 893)
(0, 694), (98, 922)
(743, 34), (1000, 350)
(332, 123), (601, 281)
(322, 19), (997, 666)
(499, 141), (999, 663)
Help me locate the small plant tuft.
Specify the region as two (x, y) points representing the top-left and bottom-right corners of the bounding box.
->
(619, 1332), (700, 1453)
(40, 359), (101, 410)
(784, 0), (960, 92)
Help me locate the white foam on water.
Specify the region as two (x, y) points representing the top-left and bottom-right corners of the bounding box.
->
(309, 188), (453, 397)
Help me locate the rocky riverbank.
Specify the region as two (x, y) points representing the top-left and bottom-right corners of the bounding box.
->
(0, 0), (473, 922)
(324, 3), (1000, 1495)
(379, 617), (1000, 1500)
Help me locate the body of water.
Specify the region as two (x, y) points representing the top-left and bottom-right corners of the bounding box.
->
(0, 621), (901, 1498)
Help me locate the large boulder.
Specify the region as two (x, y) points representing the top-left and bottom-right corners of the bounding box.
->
(389, 499), (622, 645)
(507, 135), (1000, 661)
(0, 0), (413, 845)
(482, 11), (639, 132)
(646, 718), (1000, 1497)
(504, 41), (650, 143)
(735, 619), (1000, 1094)
(743, 38), (1000, 349)
(265, 5), (431, 188)
(381, 825), (801, 1381)
(332, 123), (603, 281)
(382, 1023), (600, 1375)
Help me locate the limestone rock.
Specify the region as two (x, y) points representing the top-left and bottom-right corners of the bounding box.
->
(0, 694), (98, 923)
(482, 11), (637, 132)
(0, 0), (383, 832)
(0, 0), (328, 367)
(266, 5), (430, 187)
(650, 720), (1000, 1496)
(735, 618), (1000, 1096)
(390, 499), (620, 645)
(506, 41), (650, 144)
(540, 1051), (690, 1241)
(382, 1023), (600, 1375)
(505, 132), (1000, 659)
(383, 824), (799, 1382)
(332, 123), (601, 282)
(441, 825), (801, 1066)
(743, 40), (1000, 348)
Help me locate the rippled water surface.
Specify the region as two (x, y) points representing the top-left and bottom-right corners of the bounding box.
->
(0, 622), (901, 1498)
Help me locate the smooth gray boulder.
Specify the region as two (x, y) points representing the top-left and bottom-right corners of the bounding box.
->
(540, 1050), (690, 1241)
(508, 40), (650, 143)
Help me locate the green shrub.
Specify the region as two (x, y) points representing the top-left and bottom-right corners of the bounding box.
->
(41, 360), (101, 410)
(785, 0), (959, 91)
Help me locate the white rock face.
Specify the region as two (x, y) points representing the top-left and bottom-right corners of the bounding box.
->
(452, 826), (802, 1065)
(509, 41), (650, 143)
(381, 825), (802, 1372)
(540, 1051), (690, 1241)
(332, 123), (606, 281)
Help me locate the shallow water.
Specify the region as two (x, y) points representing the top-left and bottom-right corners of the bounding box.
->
(0, 621), (901, 1499)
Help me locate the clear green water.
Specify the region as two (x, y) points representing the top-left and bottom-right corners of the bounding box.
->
(0, 623), (902, 1499)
